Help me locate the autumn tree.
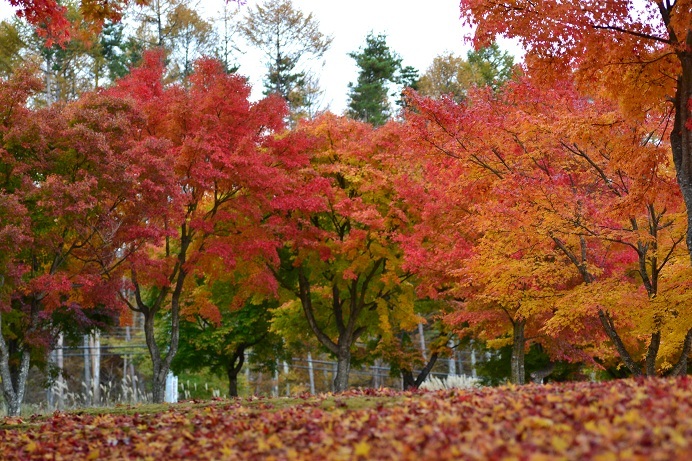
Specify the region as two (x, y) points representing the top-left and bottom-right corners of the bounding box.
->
(240, 0), (332, 117)
(523, 85), (691, 377)
(405, 73), (692, 381)
(132, 0), (214, 82)
(399, 83), (571, 383)
(268, 115), (420, 392)
(0, 21), (25, 77)
(417, 43), (514, 101)
(0, 66), (177, 416)
(0, 5), (144, 103)
(402, 94), (577, 384)
(459, 1), (692, 265)
(106, 52), (304, 402)
(3, 0), (158, 46)
(477, 78), (691, 377)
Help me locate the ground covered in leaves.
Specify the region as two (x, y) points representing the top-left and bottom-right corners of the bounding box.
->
(2, 377), (692, 460)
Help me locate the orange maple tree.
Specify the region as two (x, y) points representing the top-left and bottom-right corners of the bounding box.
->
(459, 0), (692, 264)
(404, 72), (692, 380)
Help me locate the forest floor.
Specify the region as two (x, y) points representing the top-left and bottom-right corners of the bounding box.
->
(2, 377), (692, 460)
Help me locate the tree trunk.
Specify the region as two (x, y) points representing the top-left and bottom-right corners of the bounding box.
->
(402, 352), (439, 390)
(297, 268), (356, 393)
(372, 359), (383, 388)
(83, 335), (91, 405)
(668, 327), (692, 377)
(0, 312), (32, 417)
(645, 331), (661, 377)
(151, 363), (167, 403)
(144, 311), (167, 403)
(228, 370), (239, 397)
(226, 346), (245, 398)
(418, 323), (427, 361)
(511, 318), (526, 385)
(447, 339), (457, 375)
(0, 348), (30, 417)
(141, 267), (184, 404)
(671, 31), (692, 263)
(333, 348), (351, 393)
(597, 309), (643, 376)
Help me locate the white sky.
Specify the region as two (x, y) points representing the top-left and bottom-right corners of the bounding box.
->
(0, 0), (522, 114)
(228, 0), (473, 113)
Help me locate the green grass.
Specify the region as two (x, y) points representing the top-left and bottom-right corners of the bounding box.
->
(1, 391), (406, 431)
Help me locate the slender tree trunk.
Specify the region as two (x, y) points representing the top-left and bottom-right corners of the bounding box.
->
(55, 333), (65, 410)
(0, 348), (30, 417)
(645, 331), (661, 377)
(144, 311), (166, 403)
(333, 347), (351, 393)
(0, 313), (32, 417)
(402, 352), (439, 390)
(228, 369), (239, 397)
(668, 328), (692, 377)
(511, 318), (526, 385)
(447, 339), (457, 375)
(418, 323), (427, 361)
(597, 309), (643, 376)
(670, 31), (692, 264)
(373, 359), (384, 388)
(226, 346), (245, 398)
(297, 268), (355, 393)
(281, 361), (289, 396)
(140, 259), (185, 403)
(470, 342), (478, 378)
(553, 236), (650, 375)
(226, 358), (241, 397)
(83, 335), (91, 405)
(272, 363), (279, 397)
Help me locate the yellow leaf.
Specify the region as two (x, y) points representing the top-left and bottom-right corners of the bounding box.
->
(551, 436), (569, 452)
(354, 440), (371, 457)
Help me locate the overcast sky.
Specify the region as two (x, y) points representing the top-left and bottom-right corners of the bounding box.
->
(0, 0), (521, 114)
(227, 0), (473, 113)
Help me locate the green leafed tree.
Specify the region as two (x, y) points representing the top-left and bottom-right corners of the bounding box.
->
(347, 33), (416, 126)
(98, 21), (143, 82)
(171, 281), (284, 398)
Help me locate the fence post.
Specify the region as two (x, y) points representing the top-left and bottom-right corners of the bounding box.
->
(307, 352), (316, 394)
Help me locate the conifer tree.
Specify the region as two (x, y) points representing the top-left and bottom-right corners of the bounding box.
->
(347, 33), (416, 126)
